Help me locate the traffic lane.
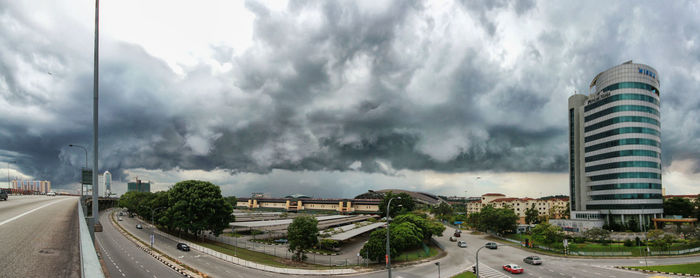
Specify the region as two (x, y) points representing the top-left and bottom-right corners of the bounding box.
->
(118, 214), (306, 278)
(0, 195), (67, 222)
(457, 231), (648, 278)
(0, 197), (80, 278)
(97, 209), (182, 278)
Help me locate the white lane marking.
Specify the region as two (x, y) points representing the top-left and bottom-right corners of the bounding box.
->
(0, 199), (69, 226)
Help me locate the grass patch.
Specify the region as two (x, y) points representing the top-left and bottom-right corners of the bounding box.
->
(195, 239), (343, 270)
(452, 270), (477, 278)
(392, 244), (440, 263)
(627, 262), (700, 274)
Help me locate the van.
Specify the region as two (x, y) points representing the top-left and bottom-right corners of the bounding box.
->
(0, 189), (8, 201)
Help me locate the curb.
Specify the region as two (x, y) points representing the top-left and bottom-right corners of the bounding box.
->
(614, 266), (700, 277)
(110, 211), (203, 278)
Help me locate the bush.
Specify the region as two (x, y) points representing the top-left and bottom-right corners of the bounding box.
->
(623, 239), (634, 247)
(573, 237), (585, 243)
(317, 239), (340, 251)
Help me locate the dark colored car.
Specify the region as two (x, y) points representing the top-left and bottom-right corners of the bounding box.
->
(523, 256), (542, 265)
(136, 224), (143, 229)
(0, 189), (8, 201)
(177, 243), (190, 251)
(485, 242), (498, 249)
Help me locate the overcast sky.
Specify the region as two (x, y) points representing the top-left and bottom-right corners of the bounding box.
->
(1, 0), (699, 198)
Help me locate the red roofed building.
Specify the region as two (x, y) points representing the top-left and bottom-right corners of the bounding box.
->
(467, 193), (570, 224)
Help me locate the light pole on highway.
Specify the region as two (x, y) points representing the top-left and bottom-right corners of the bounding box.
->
(68, 144), (88, 199)
(435, 262), (441, 278)
(475, 243), (508, 278)
(386, 196), (401, 278)
(151, 206), (167, 247)
(6, 160), (16, 189)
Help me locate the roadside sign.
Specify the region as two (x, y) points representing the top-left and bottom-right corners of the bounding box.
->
(563, 239), (568, 247)
(385, 254), (388, 264)
(81, 168), (93, 185)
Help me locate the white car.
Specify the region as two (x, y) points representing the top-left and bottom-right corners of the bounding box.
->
(457, 241), (467, 248)
(47, 192), (56, 196)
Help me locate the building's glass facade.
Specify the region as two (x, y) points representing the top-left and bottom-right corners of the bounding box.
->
(569, 61), (663, 227)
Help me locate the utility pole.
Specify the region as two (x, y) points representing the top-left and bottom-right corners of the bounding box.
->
(91, 0), (100, 239)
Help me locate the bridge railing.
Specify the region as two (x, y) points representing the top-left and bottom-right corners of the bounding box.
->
(78, 200), (105, 278)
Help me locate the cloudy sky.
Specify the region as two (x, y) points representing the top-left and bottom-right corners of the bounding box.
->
(1, 0), (699, 198)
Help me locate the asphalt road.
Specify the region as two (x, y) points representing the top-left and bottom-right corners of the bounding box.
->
(112, 212), (700, 278)
(0, 195), (81, 278)
(96, 209), (184, 278)
(363, 227), (698, 278)
(117, 211), (305, 278)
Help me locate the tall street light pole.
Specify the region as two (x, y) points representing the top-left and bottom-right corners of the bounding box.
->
(91, 0), (100, 238)
(386, 196), (401, 278)
(68, 144), (88, 199)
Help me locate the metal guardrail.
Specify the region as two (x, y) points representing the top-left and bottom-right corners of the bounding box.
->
(78, 201), (105, 278)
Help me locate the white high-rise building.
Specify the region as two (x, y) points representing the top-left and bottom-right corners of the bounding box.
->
(103, 171), (112, 197)
(568, 61), (663, 228)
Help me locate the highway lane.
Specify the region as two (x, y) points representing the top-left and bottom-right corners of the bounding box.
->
(0, 195), (81, 278)
(96, 209), (183, 278)
(117, 212), (306, 278)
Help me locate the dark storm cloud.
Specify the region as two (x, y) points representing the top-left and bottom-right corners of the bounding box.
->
(2, 0), (700, 192)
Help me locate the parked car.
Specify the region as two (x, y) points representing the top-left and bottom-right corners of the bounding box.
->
(273, 238), (288, 244)
(503, 264), (524, 274)
(449, 236), (457, 242)
(523, 256), (542, 265)
(457, 241), (467, 248)
(177, 243), (190, 251)
(485, 242), (498, 249)
(0, 189), (8, 201)
(136, 224), (143, 229)
(47, 191), (56, 196)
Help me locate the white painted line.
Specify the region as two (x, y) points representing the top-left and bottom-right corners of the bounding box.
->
(0, 199), (69, 227)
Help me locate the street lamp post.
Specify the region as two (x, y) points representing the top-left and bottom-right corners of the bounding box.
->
(68, 144), (88, 199)
(435, 262), (441, 278)
(475, 245), (486, 277)
(386, 196), (401, 278)
(151, 207), (167, 247)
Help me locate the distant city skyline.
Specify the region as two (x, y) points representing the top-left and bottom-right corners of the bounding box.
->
(1, 0), (699, 198)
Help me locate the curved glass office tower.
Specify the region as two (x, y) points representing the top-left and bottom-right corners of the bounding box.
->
(569, 61), (663, 228)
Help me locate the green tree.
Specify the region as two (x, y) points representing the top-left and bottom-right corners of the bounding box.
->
(163, 180), (233, 237)
(118, 191), (152, 216)
(524, 204), (539, 225)
(224, 196), (238, 208)
(393, 213), (445, 240)
(583, 227), (611, 242)
(431, 202), (453, 221)
(530, 223), (564, 244)
(467, 212), (480, 228)
(390, 222), (423, 251)
(478, 205), (518, 234)
(647, 229), (675, 249)
(664, 197), (695, 217)
(379, 192), (415, 218)
(287, 216), (319, 261)
(360, 228), (396, 262)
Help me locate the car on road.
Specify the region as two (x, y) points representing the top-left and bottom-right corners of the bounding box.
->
(449, 236), (457, 242)
(0, 189), (8, 201)
(118, 217), (123, 221)
(118, 212), (123, 216)
(457, 241), (467, 248)
(453, 229), (461, 237)
(273, 238), (288, 244)
(485, 242), (498, 249)
(177, 243), (190, 251)
(503, 264), (524, 274)
(47, 191), (56, 196)
(523, 256), (542, 265)
(136, 224), (143, 229)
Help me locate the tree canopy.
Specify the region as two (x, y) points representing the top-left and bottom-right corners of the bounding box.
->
(530, 223), (564, 244)
(664, 197), (695, 217)
(119, 180), (234, 238)
(524, 204), (540, 225)
(431, 202), (453, 221)
(379, 192), (415, 218)
(287, 216), (319, 261)
(476, 205), (518, 234)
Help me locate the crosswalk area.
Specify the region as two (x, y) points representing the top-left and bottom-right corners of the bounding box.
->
(470, 263), (509, 278)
